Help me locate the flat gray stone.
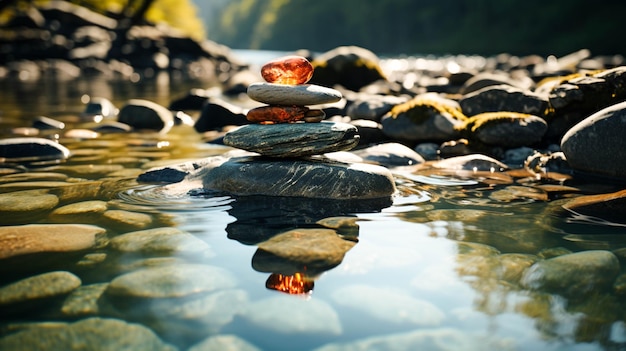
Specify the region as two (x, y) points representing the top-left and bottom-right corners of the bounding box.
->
(223, 122), (359, 157)
(0, 317), (176, 351)
(192, 156), (396, 199)
(247, 82), (342, 106)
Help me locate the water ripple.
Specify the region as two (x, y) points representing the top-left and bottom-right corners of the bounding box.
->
(118, 184), (234, 212)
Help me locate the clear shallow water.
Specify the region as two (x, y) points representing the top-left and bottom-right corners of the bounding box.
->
(0, 55), (625, 351)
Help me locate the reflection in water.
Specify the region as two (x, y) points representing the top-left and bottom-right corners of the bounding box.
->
(222, 194), (388, 245)
(266, 273), (314, 295)
(218, 195), (375, 294)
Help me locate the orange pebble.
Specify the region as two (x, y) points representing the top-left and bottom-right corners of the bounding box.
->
(246, 105), (310, 124)
(261, 55), (314, 85)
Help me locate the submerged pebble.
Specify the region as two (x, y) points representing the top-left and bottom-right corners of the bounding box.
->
(0, 271), (81, 307)
(106, 263), (236, 298)
(0, 224), (105, 260)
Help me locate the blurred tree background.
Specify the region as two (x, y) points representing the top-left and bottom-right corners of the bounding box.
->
(197, 0), (626, 56)
(0, 0), (205, 40)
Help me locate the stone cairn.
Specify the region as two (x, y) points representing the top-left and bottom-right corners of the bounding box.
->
(220, 55), (396, 200)
(223, 55), (356, 157)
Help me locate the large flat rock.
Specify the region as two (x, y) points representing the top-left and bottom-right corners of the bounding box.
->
(191, 156), (396, 200)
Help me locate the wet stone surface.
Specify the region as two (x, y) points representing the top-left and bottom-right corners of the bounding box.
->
(1, 40), (626, 351)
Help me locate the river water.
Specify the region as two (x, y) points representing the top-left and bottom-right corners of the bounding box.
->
(0, 51), (625, 351)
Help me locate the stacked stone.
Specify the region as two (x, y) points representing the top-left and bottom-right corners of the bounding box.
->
(213, 56), (396, 200)
(224, 55), (358, 158)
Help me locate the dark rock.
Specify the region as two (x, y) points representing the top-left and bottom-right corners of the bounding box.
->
(414, 143), (440, 161)
(117, 99), (174, 134)
(458, 112), (547, 147)
(460, 72), (532, 95)
(168, 88), (212, 111)
(0, 137), (70, 161)
(352, 142), (425, 167)
(310, 46), (387, 92)
(223, 122), (359, 157)
(561, 101), (626, 179)
(91, 121), (132, 133)
(349, 119), (390, 147)
(380, 95), (467, 142)
(224, 195), (390, 245)
(32, 116), (65, 130)
(561, 189), (626, 226)
(459, 84), (550, 117)
(545, 68), (626, 139)
(189, 156), (396, 200)
(194, 97), (248, 132)
(223, 69), (261, 96)
(549, 75), (613, 111)
(80, 96), (118, 119)
(346, 93), (408, 122)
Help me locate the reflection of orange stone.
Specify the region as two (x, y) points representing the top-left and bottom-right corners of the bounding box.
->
(246, 105), (309, 124)
(261, 56), (314, 85)
(266, 273), (314, 294)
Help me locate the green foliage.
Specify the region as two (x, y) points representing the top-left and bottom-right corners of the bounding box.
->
(209, 0), (626, 56)
(1, 0), (205, 40)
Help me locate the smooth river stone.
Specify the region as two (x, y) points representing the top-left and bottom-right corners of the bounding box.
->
(0, 318), (176, 351)
(0, 271), (81, 306)
(261, 55), (314, 85)
(247, 82), (342, 106)
(561, 100), (626, 179)
(0, 224), (105, 260)
(109, 227), (213, 259)
(223, 122), (359, 157)
(194, 156), (396, 199)
(106, 263), (236, 298)
(521, 250), (620, 298)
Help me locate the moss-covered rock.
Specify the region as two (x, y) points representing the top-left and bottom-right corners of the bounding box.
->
(380, 96), (467, 142)
(310, 46), (386, 91)
(456, 112), (547, 147)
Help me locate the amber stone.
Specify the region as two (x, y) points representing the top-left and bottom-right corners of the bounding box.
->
(246, 105), (309, 124)
(261, 55), (314, 85)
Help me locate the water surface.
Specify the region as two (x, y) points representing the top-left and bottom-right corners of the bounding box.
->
(0, 55), (625, 351)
